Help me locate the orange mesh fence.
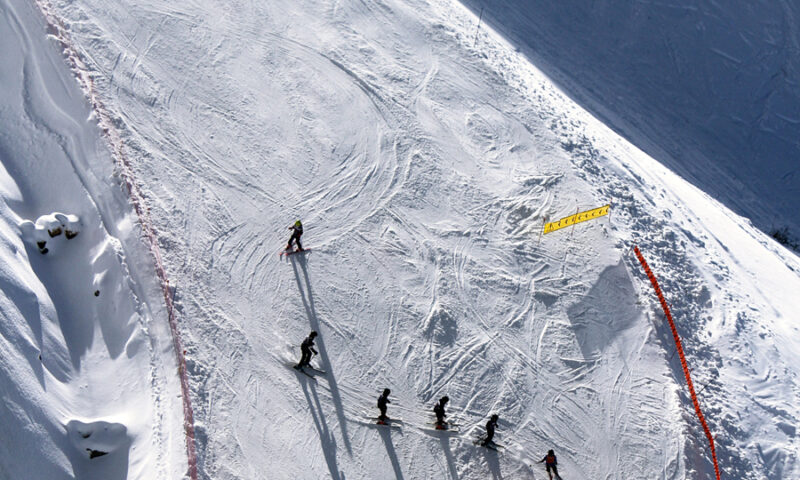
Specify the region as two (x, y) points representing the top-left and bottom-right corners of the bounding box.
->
(633, 246), (720, 480)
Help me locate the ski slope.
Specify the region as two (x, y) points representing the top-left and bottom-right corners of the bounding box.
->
(0, 0), (185, 478)
(459, 0), (800, 246)
(2, 0), (799, 478)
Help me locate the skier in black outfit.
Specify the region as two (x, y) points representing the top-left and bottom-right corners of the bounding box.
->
(286, 220), (304, 251)
(433, 396), (449, 429)
(538, 449), (562, 480)
(295, 331), (318, 368)
(482, 414), (499, 446)
(377, 388), (391, 423)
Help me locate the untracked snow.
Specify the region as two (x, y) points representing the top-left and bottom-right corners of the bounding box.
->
(2, 0), (799, 479)
(0, 0), (184, 478)
(459, 0), (800, 246)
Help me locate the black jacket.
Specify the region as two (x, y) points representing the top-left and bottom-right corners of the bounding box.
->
(301, 336), (317, 354)
(486, 419), (497, 436)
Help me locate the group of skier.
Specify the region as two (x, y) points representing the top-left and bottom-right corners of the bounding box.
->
(286, 222), (563, 479)
(374, 384), (561, 478)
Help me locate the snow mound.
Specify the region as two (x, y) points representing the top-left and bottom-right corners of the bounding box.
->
(0, 0), (186, 477)
(19, 212), (81, 254)
(65, 420), (132, 480)
(66, 419), (130, 459)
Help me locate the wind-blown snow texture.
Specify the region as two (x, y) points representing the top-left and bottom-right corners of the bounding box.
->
(460, 0), (800, 246)
(0, 0), (184, 478)
(3, 0), (800, 478)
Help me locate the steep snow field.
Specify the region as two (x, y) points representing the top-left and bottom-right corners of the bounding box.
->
(3, 0), (799, 478)
(459, 0), (800, 246)
(0, 0), (184, 478)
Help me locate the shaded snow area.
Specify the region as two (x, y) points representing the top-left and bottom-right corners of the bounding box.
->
(0, 0), (184, 478)
(4, 0), (799, 479)
(459, 0), (800, 248)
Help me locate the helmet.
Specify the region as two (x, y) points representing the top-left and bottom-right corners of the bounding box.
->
(294, 220), (302, 227)
(548, 449), (554, 456)
(441, 396), (449, 404)
(309, 331), (318, 337)
(491, 414), (499, 422)
(383, 388), (391, 396)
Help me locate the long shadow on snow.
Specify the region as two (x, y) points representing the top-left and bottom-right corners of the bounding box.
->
(482, 446), (503, 480)
(566, 260), (639, 361)
(439, 436), (460, 479)
(0, 265), (46, 386)
(298, 375), (344, 480)
(379, 427), (405, 480)
(290, 255), (353, 454)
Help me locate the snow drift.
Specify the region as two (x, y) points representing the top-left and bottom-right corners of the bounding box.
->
(0, 0), (184, 478)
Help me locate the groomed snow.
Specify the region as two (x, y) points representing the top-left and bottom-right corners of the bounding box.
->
(2, 0), (799, 479)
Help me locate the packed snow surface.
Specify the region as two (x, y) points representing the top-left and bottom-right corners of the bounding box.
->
(2, 0), (799, 479)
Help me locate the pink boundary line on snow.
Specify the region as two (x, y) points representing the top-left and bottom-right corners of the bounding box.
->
(30, 2), (199, 478)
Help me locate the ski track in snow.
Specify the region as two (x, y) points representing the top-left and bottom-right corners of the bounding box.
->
(15, 0), (800, 479)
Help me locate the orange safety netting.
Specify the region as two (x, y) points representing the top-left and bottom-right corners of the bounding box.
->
(633, 246), (721, 480)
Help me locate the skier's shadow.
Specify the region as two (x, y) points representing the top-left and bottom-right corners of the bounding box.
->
(298, 377), (343, 480)
(379, 428), (405, 480)
(290, 255), (353, 454)
(483, 447), (503, 480)
(439, 436), (459, 479)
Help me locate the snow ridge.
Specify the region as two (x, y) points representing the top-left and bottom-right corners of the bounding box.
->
(31, 0), (199, 477)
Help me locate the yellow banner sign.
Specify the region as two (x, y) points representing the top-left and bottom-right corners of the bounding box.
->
(543, 204), (610, 234)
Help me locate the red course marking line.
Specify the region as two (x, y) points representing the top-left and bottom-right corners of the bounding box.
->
(633, 245), (720, 480)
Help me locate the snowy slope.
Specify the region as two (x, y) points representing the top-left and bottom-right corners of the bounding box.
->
(0, 0), (184, 478)
(6, 0), (800, 479)
(459, 0), (800, 247)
